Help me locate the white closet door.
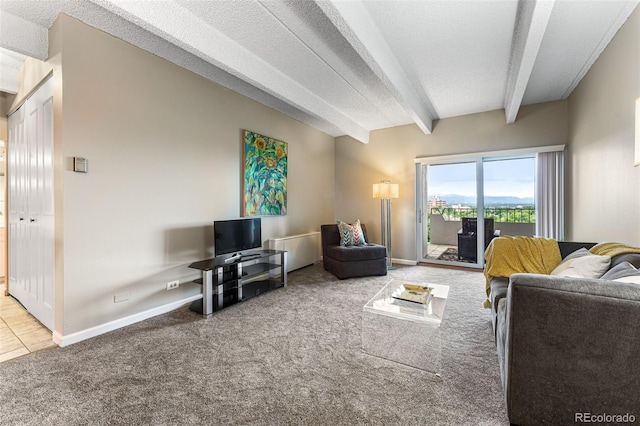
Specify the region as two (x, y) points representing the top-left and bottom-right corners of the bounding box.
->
(8, 101), (24, 303)
(8, 77), (54, 330)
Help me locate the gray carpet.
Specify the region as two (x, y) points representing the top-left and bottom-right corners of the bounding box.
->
(0, 264), (508, 425)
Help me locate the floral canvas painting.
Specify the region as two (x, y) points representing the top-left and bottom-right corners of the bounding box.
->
(242, 130), (288, 216)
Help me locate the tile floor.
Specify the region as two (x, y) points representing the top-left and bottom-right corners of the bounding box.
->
(0, 283), (57, 363)
(426, 243), (457, 259)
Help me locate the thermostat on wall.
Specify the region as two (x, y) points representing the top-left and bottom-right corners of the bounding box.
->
(74, 157), (88, 173)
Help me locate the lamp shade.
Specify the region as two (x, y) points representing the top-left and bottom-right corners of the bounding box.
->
(636, 97), (639, 167)
(373, 181), (399, 199)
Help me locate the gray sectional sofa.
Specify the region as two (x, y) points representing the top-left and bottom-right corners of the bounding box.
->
(488, 241), (640, 425)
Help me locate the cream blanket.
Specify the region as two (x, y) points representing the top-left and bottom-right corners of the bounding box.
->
(483, 236), (561, 308)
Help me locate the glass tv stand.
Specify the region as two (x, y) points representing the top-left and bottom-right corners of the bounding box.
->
(188, 250), (287, 318)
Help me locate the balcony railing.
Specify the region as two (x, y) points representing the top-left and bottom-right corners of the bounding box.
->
(429, 206), (536, 224)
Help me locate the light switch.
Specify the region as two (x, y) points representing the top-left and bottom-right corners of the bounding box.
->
(74, 157), (88, 173)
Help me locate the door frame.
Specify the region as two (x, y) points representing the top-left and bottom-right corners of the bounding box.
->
(1, 140), (5, 296)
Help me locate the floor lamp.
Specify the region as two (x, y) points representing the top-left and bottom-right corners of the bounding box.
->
(373, 180), (399, 269)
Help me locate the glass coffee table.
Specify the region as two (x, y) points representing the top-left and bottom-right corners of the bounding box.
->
(362, 279), (449, 373)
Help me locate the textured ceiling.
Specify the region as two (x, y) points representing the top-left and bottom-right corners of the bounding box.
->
(0, 0), (638, 143)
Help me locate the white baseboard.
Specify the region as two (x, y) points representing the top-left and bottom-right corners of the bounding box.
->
(51, 256), (417, 347)
(392, 258), (418, 266)
(318, 255), (415, 266)
(53, 294), (203, 347)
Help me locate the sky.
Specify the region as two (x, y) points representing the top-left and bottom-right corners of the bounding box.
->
(427, 157), (535, 198)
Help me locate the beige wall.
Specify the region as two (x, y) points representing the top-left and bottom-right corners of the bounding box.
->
(16, 14), (335, 337)
(567, 6), (640, 245)
(9, 58), (55, 112)
(1, 92), (17, 141)
(335, 101), (568, 261)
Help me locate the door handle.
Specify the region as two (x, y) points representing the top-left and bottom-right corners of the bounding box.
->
(30, 218), (36, 222)
(19, 217), (24, 221)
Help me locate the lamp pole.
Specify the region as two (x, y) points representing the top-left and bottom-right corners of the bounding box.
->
(380, 197), (386, 249)
(385, 196), (393, 269)
(373, 180), (399, 270)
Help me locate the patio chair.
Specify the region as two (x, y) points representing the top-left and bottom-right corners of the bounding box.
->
(457, 217), (499, 262)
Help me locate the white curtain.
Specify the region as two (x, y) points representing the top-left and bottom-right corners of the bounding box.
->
(535, 151), (564, 239)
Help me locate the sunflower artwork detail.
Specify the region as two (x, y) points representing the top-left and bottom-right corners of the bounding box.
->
(242, 130), (288, 216)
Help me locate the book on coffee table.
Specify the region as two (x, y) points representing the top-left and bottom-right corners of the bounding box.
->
(392, 284), (433, 305)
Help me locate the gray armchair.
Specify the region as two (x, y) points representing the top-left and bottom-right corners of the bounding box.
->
(320, 224), (387, 279)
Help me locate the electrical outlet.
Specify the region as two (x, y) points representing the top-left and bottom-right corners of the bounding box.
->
(166, 280), (180, 290)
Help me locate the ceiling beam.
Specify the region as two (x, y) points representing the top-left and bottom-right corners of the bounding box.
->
(91, 0), (370, 143)
(0, 11), (48, 61)
(504, 0), (555, 124)
(0, 63), (18, 93)
(259, 1), (401, 129)
(315, 0), (436, 135)
(0, 49), (27, 93)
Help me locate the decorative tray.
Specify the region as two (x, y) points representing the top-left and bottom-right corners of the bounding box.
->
(392, 283), (433, 305)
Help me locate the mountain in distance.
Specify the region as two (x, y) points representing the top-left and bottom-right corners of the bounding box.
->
(429, 194), (534, 206)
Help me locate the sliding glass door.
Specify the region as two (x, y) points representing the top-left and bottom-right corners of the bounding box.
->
(419, 161), (482, 267)
(483, 157), (536, 246)
(417, 152), (540, 268)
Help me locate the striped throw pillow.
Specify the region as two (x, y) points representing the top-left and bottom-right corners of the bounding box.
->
(337, 220), (367, 247)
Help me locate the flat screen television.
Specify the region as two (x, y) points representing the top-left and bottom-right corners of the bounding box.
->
(214, 218), (262, 256)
